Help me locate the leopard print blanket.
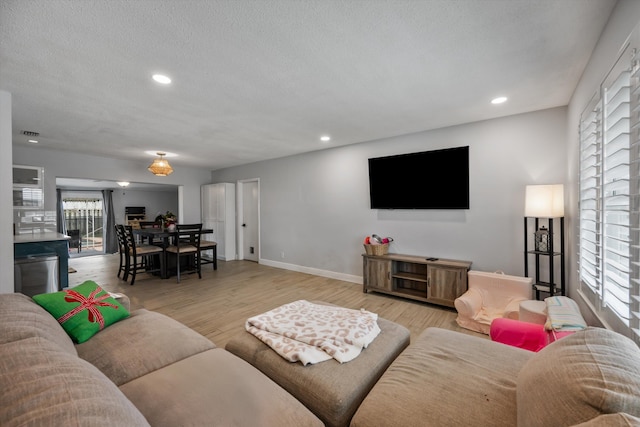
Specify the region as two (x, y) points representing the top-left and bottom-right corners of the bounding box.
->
(245, 300), (381, 365)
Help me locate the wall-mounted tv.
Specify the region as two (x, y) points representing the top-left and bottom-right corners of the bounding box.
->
(368, 146), (469, 209)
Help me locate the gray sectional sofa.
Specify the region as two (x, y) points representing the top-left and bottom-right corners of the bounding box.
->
(351, 327), (640, 426)
(2, 292), (640, 426)
(0, 293), (322, 426)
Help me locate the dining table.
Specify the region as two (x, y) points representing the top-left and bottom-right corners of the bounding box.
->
(133, 227), (214, 279)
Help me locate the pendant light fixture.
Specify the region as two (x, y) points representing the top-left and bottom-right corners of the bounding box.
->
(148, 152), (174, 176)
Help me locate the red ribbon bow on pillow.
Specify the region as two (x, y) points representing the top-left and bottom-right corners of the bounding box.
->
(57, 287), (118, 330)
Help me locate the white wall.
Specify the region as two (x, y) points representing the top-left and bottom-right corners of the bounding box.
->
(111, 188), (178, 225)
(13, 145), (210, 224)
(60, 188), (178, 225)
(566, 0), (640, 326)
(0, 91), (14, 294)
(212, 107), (567, 280)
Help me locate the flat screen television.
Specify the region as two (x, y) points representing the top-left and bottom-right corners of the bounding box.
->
(368, 146), (469, 209)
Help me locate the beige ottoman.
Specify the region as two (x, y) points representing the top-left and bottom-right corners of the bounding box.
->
(225, 311), (410, 427)
(519, 299), (547, 324)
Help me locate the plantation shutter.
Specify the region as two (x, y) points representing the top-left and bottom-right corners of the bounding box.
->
(630, 46), (640, 337)
(579, 94), (602, 295)
(601, 49), (632, 323)
(578, 27), (640, 343)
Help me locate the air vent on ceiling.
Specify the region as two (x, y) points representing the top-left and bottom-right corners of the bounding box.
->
(21, 130), (40, 137)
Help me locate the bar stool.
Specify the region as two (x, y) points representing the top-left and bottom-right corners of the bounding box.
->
(138, 221), (160, 245)
(123, 225), (164, 285)
(115, 224), (129, 280)
(165, 223), (202, 283)
(199, 234), (218, 270)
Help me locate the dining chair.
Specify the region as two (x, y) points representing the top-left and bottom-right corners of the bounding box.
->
(139, 221), (159, 228)
(138, 221), (160, 245)
(123, 225), (164, 285)
(165, 223), (202, 283)
(67, 229), (82, 253)
(199, 230), (218, 271)
(114, 224), (129, 280)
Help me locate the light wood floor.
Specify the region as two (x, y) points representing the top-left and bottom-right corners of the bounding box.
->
(68, 254), (486, 347)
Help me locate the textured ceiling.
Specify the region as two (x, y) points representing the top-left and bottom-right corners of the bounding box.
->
(1, 0), (617, 171)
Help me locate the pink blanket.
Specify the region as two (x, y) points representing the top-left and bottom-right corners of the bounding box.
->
(245, 300), (381, 365)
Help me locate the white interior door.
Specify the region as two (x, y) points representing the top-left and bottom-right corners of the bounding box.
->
(240, 180), (259, 262)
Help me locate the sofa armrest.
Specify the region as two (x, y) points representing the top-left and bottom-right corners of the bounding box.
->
(454, 288), (482, 317)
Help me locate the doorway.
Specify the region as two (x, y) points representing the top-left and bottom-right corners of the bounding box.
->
(63, 195), (104, 256)
(237, 179), (260, 262)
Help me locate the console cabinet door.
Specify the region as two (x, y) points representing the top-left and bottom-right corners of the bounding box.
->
(427, 265), (468, 307)
(363, 257), (392, 292)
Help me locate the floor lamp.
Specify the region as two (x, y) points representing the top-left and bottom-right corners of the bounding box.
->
(524, 184), (566, 299)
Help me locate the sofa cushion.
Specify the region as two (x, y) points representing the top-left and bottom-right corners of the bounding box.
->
(0, 337), (149, 426)
(119, 348), (323, 427)
(351, 327), (533, 427)
(517, 327), (640, 427)
(33, 280), (129, 343)
(0, 293), (76, 355)
(76, 309), (216, 386)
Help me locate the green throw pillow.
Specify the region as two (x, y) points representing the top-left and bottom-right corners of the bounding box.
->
(33, 280), (129, 343)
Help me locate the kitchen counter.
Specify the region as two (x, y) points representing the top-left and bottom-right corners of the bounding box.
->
(14, 231), (70, 244)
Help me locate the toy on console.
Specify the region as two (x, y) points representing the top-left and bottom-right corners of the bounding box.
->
(363, 234), (394, 255)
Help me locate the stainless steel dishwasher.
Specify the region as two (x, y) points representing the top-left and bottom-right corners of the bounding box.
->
(14, 254), (59, 297)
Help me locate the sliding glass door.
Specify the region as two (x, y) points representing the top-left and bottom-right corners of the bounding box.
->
(63, 195), (104, 253)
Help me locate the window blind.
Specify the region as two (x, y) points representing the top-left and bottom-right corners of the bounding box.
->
(579, 94), (602, 295)
(579, 39), (640, 341)
(630, 47), (640, 337)
(602, 59), (631, 322)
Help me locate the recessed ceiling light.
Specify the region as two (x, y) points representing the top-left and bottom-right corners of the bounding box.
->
(491, 96), (508, 104)
(152, 74), (172, 84)
(320, 135), (331, 142)
(117, 181), (130, 187)
(28, 139), (38, 143)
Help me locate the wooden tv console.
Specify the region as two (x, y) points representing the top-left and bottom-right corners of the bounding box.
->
(362, 253), (472, 308)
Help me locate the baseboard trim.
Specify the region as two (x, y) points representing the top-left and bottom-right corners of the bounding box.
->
(259, 258), (363, 284)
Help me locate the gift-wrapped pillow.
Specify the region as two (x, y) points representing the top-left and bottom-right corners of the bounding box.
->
(33, 280), (129, 343)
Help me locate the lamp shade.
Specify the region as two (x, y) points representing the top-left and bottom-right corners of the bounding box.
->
(148, 152), (174, 176)
(525, 184), (564, 217)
